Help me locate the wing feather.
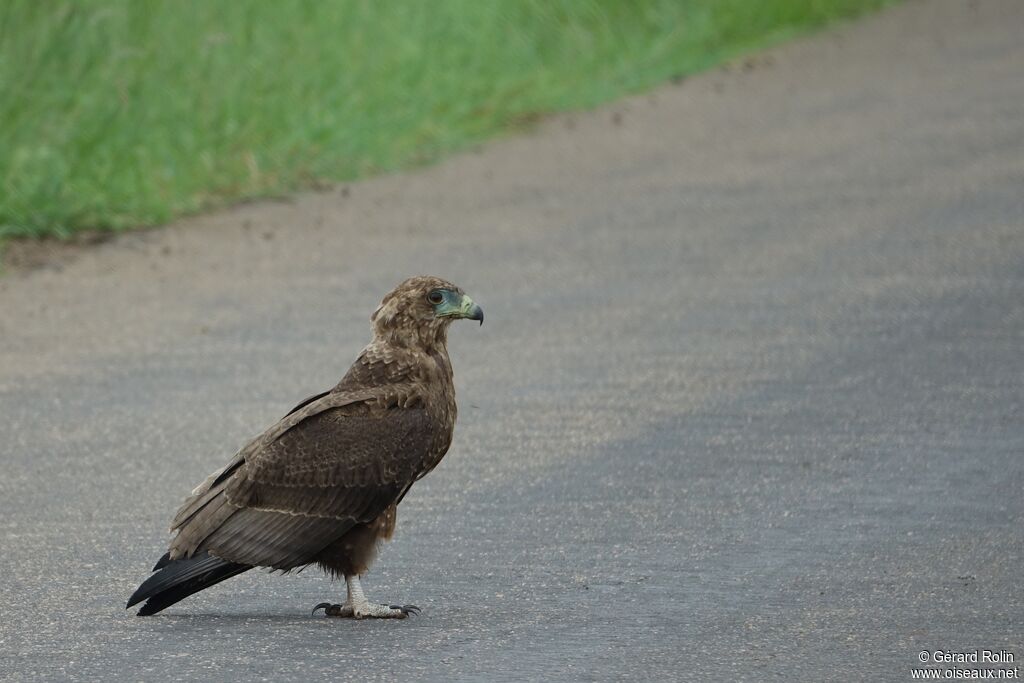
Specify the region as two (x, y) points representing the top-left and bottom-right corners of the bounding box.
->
(201, 509), (350, 570)
(166, 386), (434, 570)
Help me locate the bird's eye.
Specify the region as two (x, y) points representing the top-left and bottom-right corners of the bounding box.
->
(427, 290), (445, 305)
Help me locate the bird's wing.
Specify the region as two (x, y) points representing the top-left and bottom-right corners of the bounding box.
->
(167, 388), (434, 570)
(283, 389), (333, 417)
(168, 389), (337, 531)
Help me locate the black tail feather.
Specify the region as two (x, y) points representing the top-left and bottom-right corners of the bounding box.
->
(127, 551), (251, 616)
(152, 552), (171, 572)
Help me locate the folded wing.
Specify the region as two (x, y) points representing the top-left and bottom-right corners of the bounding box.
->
(167, 388), (433, 571)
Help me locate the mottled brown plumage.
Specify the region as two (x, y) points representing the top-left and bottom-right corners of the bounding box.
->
(127, 276), (482, 617)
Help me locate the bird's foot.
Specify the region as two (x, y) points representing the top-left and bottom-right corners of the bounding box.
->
(313, 601), (419, 619)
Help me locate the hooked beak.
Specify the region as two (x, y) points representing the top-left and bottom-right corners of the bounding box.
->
(458, 294), (484, 325)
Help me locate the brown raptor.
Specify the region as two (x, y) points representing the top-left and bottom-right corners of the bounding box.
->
(126, 276), (483, 618)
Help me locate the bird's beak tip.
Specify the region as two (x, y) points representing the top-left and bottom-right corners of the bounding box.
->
(460, 296), (483, 325)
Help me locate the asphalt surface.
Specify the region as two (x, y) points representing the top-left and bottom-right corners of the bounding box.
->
(2, 1), (1022, 680)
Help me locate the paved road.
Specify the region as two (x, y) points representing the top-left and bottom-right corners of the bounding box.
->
(2, 1), (1022, 680)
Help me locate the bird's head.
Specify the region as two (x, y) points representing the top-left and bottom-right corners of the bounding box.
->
(371, 276), (483, 347)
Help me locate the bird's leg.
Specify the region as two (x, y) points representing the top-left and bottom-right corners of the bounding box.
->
(312, 575), (419, 619)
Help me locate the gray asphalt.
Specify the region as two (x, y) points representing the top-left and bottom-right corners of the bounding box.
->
(2, 1), (1022, 680)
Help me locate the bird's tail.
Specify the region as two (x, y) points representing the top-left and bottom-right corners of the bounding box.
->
(126, 550), (251, 616)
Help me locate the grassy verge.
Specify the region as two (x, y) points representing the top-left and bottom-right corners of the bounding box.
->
(1, 0), (889, 239)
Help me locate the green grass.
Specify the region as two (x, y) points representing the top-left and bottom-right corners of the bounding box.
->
(0, 0), (889, 239)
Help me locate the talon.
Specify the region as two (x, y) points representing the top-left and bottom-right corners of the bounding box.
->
(313, 602), (352, 617)
(391, 604), (420, 616)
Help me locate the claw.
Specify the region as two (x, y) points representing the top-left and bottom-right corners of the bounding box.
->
(390, 604), (421, 616)
(313, 602), (352, 617)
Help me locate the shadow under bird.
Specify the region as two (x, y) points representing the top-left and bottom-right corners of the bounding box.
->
(126, 276), (483, 618)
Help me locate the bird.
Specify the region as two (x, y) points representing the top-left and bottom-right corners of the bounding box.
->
(126, 276), (483, 618)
